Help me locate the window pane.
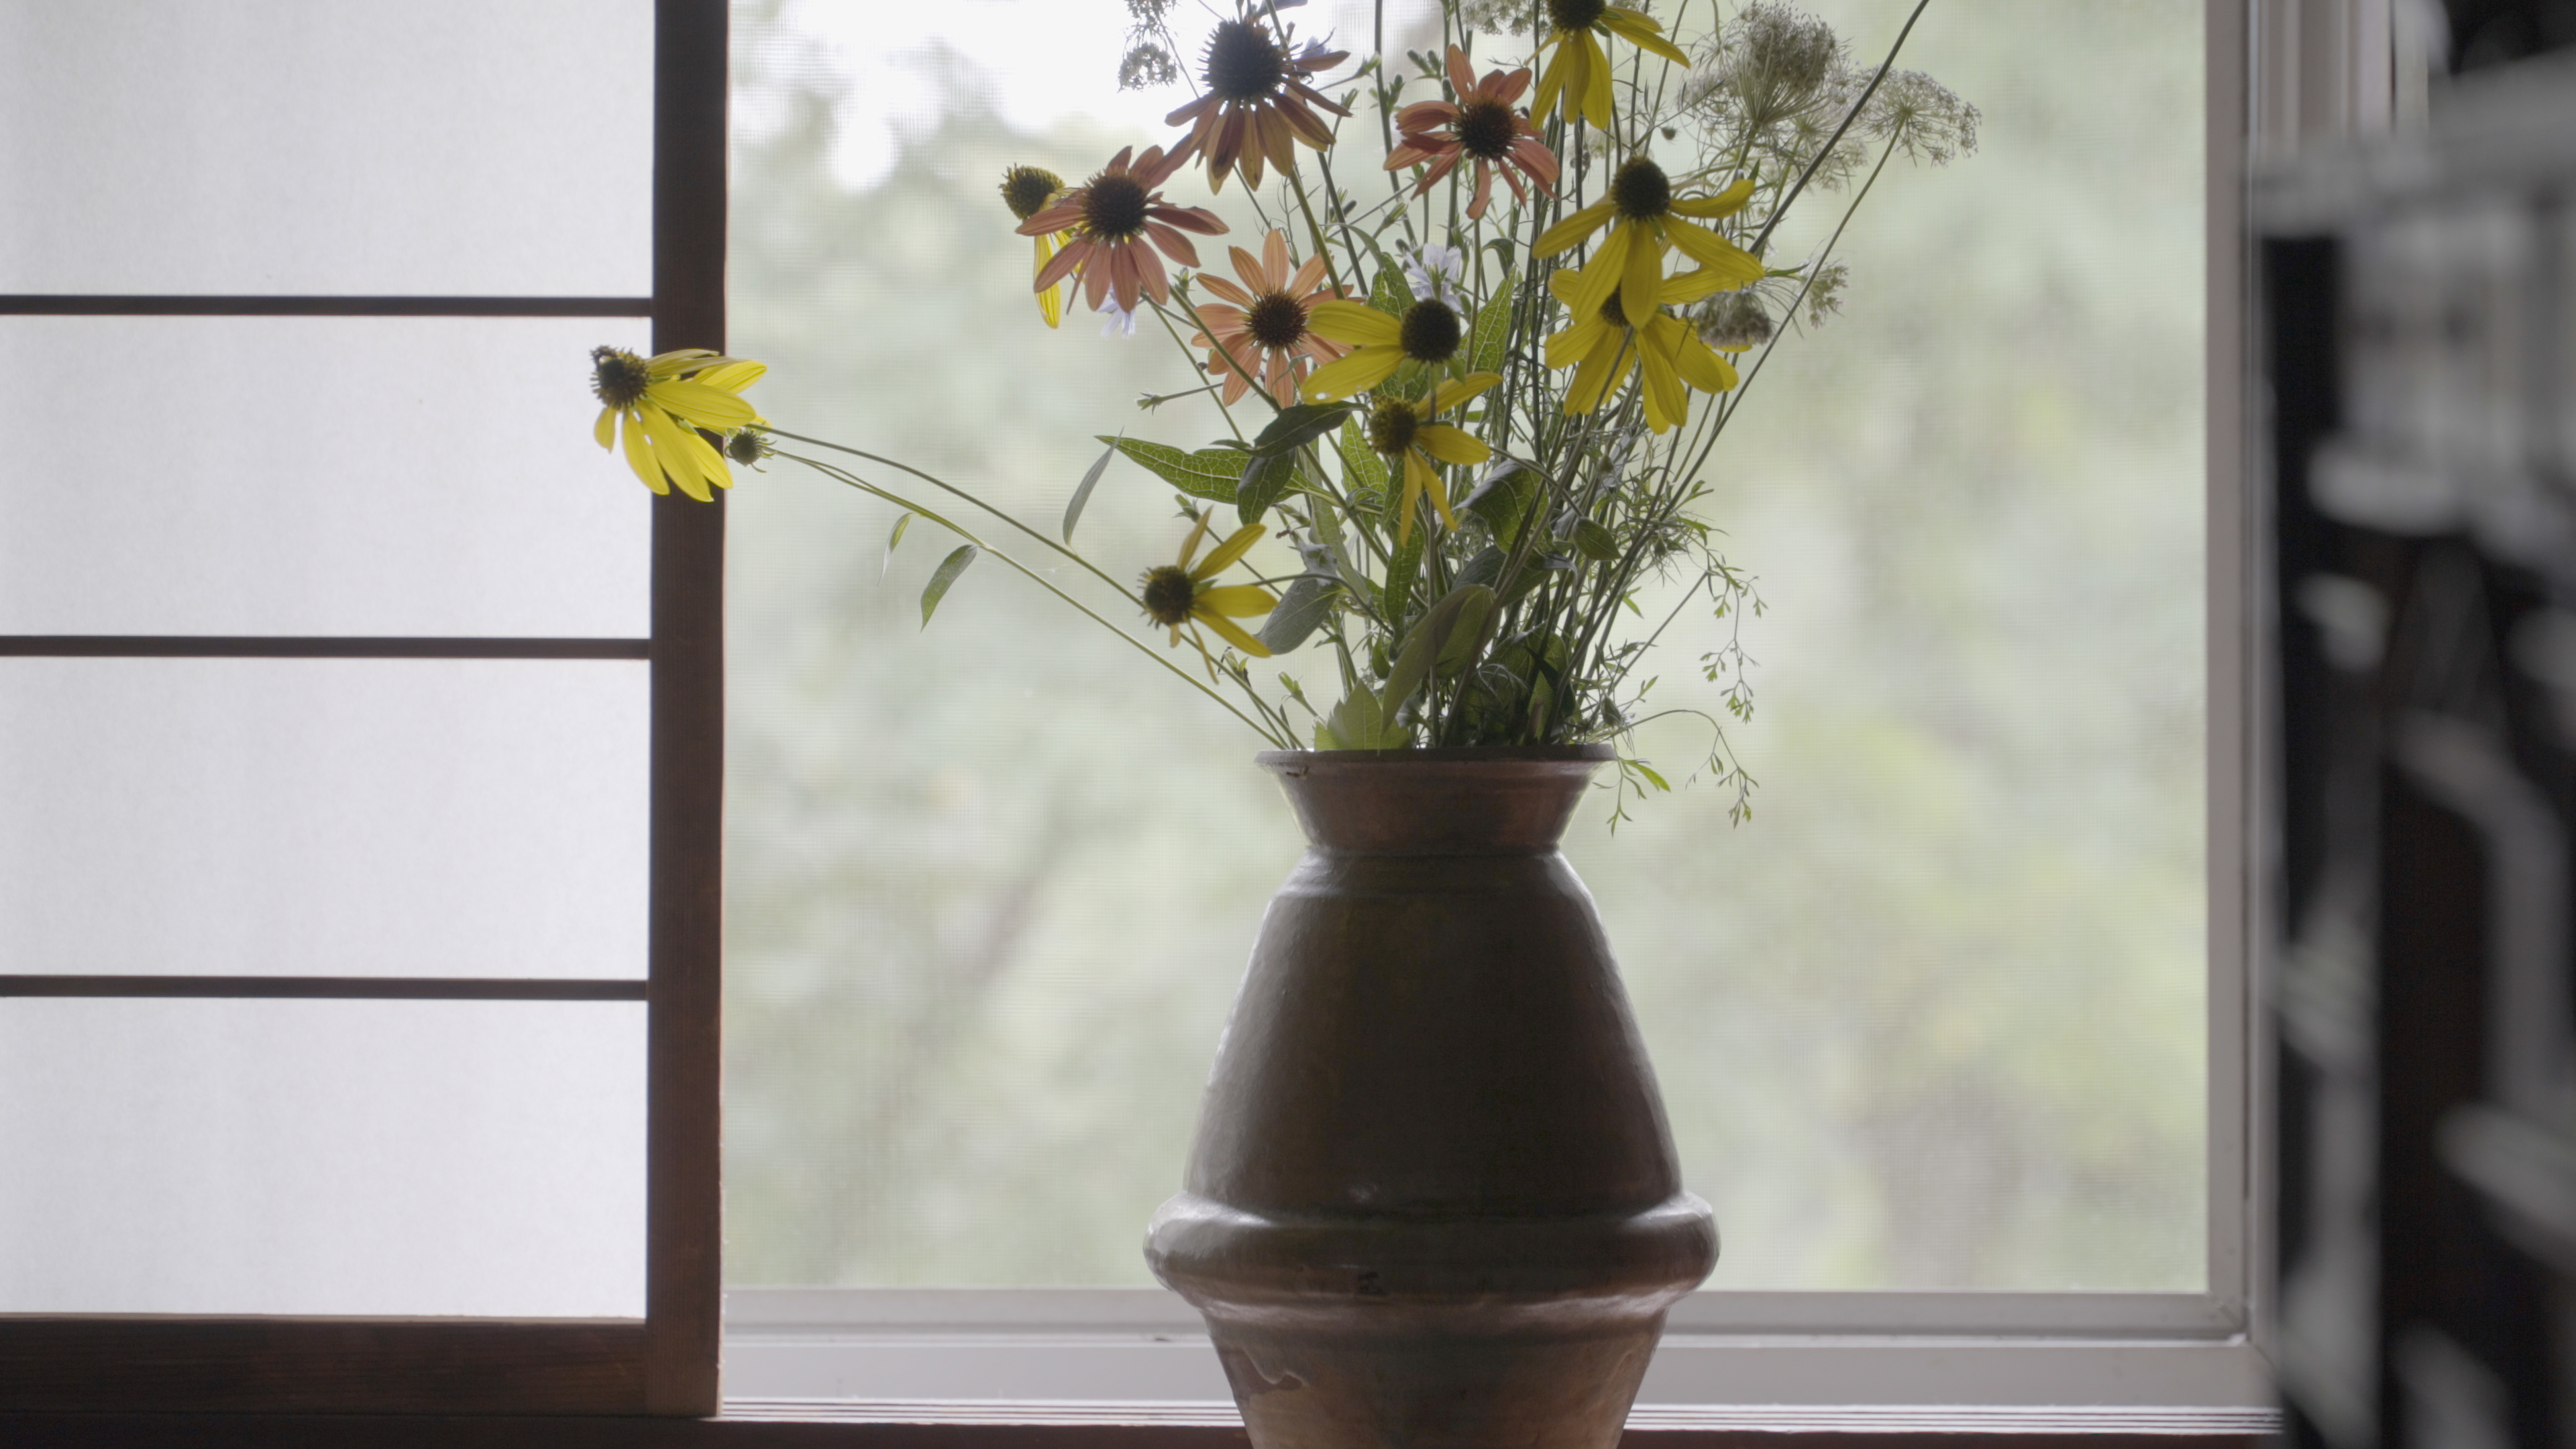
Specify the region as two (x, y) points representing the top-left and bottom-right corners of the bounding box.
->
(0, 1), (651, 297)
(724, 0), (2205, 1290)
(0, 317), (652, 638)
(0, 998), (644, 1316)
(0, 659), (647, 979)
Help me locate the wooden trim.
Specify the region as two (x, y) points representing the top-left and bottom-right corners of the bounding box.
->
(645, 0), (731, 1417)
(0, 1403), (2283, 1447)
(0, 1318), (647, 1415)
(0, 977), (647, 1001)
(0, 637), (651, 659)
(0, 297), (653, 317)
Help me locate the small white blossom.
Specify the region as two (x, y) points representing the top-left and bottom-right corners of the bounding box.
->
(1403, 244), (1467, 310)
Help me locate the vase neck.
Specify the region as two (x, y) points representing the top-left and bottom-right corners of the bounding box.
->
(1259, 750), (1611, 855)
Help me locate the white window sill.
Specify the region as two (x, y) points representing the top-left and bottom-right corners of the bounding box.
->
(721, 1288), (2278, 1411)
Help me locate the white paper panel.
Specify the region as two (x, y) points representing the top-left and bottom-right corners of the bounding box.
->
(0, 998), (645, 1316)
(0, 317), (654, 637)
(0, 1), (652, 296)
(0, 659), (647, 979)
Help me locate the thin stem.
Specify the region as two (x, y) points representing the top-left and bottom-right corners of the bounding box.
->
(1746, 0), (1929, 260)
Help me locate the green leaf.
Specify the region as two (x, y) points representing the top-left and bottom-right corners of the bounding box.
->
(1338, 419), (1387, 498)
(1236, 449), (1299, 527)
(1466, 460), (1538, 541)
(1381, 524), (1425, 625)
(1248, 403), (1354, 457)
(1063, 438), (1118, 543)
(1368, 262), (1411, 318)
(883, 512), (913, 577)
(1258, 575), (1340, 654)
(1318, 686), (1405, 750)
(1385, 584), (1495, 716)
(919, 544), (977, 627)
(1574, 518), (1619, 562)
(1628, 759), (1672, 792)
(1102, 437), (1240, 503)
(1468, 270), (1517, 376)
(1456, 545), (1506, 592)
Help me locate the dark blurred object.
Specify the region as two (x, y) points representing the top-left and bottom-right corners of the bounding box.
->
(2259, 51), (2576, 1449)
(2445, 0), (2576, 70)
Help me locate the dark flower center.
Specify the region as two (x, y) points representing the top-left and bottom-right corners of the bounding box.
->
(724, 429), (768, 466)
(1245, 292), (1309, 350)
(1203, 19), (1288, 102)
(1611, 158), (1671, 220)
(590, 347), (651, 410)
(1399, 299), (1463, 363)
(1455, 97), (1519, 160)
(1140, 564), (1198, 627)
(1596, 292), (1633, 327)
(1546, 0), (1607, 34)
(1366, 398), (1423, 457)
(1082, 173), (1152, 241)
(999, 165), (1064, 221)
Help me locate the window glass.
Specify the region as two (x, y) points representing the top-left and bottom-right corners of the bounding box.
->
(0, 1), (653, 296)
(0, 999), (646, 1315)
(0, 317), (652, 638)
(0, 659), (649, 980)
(724, 0), (2206, 1290)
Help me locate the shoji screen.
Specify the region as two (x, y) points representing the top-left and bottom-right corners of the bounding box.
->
(0, 0), (724, 1415)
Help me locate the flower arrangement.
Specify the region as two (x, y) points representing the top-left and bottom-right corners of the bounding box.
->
(586, 0), (1973, 818)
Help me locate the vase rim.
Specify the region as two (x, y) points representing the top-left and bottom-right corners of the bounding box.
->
(1256, 744), (1617, 770)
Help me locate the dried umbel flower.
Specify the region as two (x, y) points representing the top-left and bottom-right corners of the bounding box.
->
(1120, 43), (1181, 91)
(1694, 290), (1773, 350)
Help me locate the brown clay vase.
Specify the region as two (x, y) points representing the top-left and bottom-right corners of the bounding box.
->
(1147, 745), (1717, 1449)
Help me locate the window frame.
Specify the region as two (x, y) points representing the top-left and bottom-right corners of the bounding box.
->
(715, 0), (2287, 1415)
(0, 0), (729, 1416)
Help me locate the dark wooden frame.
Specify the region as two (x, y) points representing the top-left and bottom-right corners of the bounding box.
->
(0, 0), (728, 1417)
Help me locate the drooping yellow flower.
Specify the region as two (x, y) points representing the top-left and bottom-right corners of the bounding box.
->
(589, 347), (766, 501)
(1000, 164), (1074, 328)
(1140, 515), (1277, 661)
(1529, 0), (1688, 130)
(1300, 292), (1466, 401)
(1534, 163), (1764, 331)
(1543, 269), (1739, 433)
(1362, 372), (1501, 545)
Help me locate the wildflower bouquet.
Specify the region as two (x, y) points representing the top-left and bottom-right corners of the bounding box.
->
(587, 0), (1973, 815)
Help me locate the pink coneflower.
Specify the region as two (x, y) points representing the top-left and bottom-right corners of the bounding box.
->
(1386, 46), (1560, 221)
(1189, 229), (1352, 406)
(1164, 7), (1351, 192)
(1022, 146), (1226, 314)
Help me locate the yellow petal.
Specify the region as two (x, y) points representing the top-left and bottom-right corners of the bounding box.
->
(620, 409), (665, 494)
(1176, 512), (1213, 571)
(1638, 340), (1687, 433)
(1567, 227), (1631, 321)
(1430, 371), (1502, 413)
(1394, 450), (1427, 546)
(1531, 38), (1569, 124)
(1302, 345), (1403, 401)
(1578, 32), (1616, 129)
(1664, 219), (1766, 284)
(639, 403), (718, 502)
(1546, 318), (1605, 370)
(1413, 448), (1459, 529)
(1190, 523), (1267, 582)
(1416, 423), (1490, 466)
(1196, 583), (1278, 616)
(1670, 177), (1758, 219)
(1619, 224), (1666, 335)
(1035, 233), (1065, 329)
(594, 405), (617, 450)
(1661, 265), (1742, 307)
(1666, 325), (1740, 393)
(1599, 6), (1692, 63)
(1534, 199), (1615, 260)
(645, 348), (722, 379)
(650, 378), (761, 429)
(1200, 610), (1274, 657)
(1305, 300), (1404, 346)
(692, 359), (767, 392)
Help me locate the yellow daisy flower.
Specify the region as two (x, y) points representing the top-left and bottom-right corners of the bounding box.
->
(1000, 164), (1074, 328)
(1300, 293), (1467, 401)
(1529, 0), (1689, 131)
(1534, 164), (1764, 334)
(1543, 268), (1740, 433)
(1140, 515), (1278, 661)
(589, 347), (766, 502)
(1361, 371), (1502, 545)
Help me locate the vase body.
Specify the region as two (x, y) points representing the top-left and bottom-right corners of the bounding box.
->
(1147, 747), (1717, 1449)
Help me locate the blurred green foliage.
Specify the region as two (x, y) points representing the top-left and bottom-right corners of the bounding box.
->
(722, 0), (2205, 1290)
